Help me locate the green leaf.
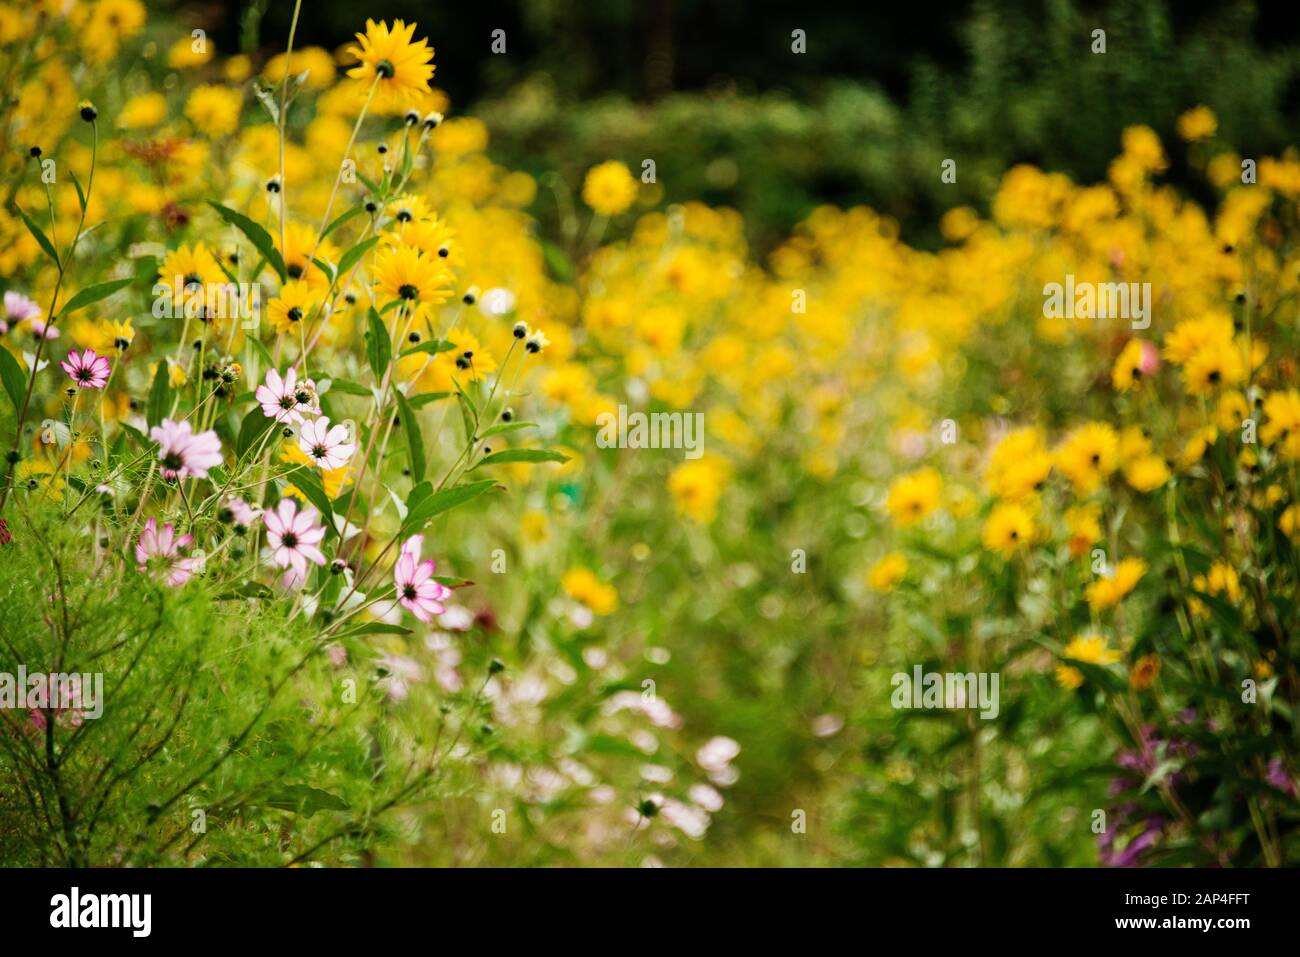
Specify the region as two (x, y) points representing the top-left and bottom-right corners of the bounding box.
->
(325, 377), (371, 397)
(540, 238), (573, 281)
(393, 389), (425, 482)
(479, 420), (537, 439)
(400, 479), (497, 536)
(398, 339), (457, 359)
(321, 204), (366, 241)
(336, 235), (379, 279)
(455, 385), (477, 444)
(0, 347), (27, 411)
(364, 307), (391, 380)
(146, 361), (172, 429)
(335, 622), (413, 639)
(235, 406), (275, 459)
(15, 205), (59, 266)
(259, 785), (348, 816)
(208, 200), (287, 282)
(69, 170), (88, 214)
(406, 480), (432, 512)
(285, 466), (335, 532)
(472, 448), (569, 468)
(58, 278), (133, 319)
(408, 391), (450, 408)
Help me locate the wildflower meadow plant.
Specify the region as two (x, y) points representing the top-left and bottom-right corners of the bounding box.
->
(0, 2), (1295, 873)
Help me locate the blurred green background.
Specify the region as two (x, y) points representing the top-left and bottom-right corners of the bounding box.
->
(156, 0), (1300, 251)
(167, 0), (1300, 250)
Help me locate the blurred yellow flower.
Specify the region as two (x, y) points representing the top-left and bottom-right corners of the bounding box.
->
(668, 455), (731, 524)
(1056, 633), (1121, 690)
(982, 502), (1035, 558)
(184, 85), (243, 138)
(1086, 557), (1146, 611)
(562, 567), (618, 615)
(1055, 423), (1118, 495)
(582, 161), (638, 216)
(1176, 105), (1217, 142)
(885, 467), (942, 527)
(867, 552), (908, 592)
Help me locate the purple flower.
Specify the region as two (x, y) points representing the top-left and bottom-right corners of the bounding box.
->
(151, 419), (223, 480)
(60, 348), (111, 390)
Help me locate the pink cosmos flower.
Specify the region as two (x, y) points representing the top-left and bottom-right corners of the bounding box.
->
(135, 517), (201, 586)
(298, 416), (355, 471)
(394, 534), (452, 622)
(255, 366), (312, 424)
(60, 348), (111, 390)
(4, 290), (40, 324)
(151, 419), (223, 480)
(263, 498), (327, 587)
(224, 495), (261, 527)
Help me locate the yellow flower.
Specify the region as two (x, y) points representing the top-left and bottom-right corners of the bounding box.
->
(224, 54), (252, 83)
(1194, 561), (1242, 603)
(867, 552), (908, 592)
(582, 161), (638, 216)
(1177, 105), (1217, 142)
(107, 318), (134, 351)
(1056, 633), (1121, 690)
(158, 242), (222, 291)
(16, 458), (65, 501)
(1182, 345), (1245, 395)
(982, 502), (1035, 558)
(262, 47), (336, 91)
(267, 281), (320, 336)
(168, 35), (213, 68)
(184, 85), (243, 138)
(1055, 422), (1118, 495)
(1111, 338), (1147, 392)
(561, 567), (618, 616)
(1178, 426), (1218, 469)
(985, 427), (1048, 498)
(667, 455), (731, 524)
(520, 509), (549, 546)
(373, 243), (455, 308)
(1280, 505), (1300, 544)
(1130, 654), (1161, 690)
(277, 223), (337, 287)
(118, 92), (166, 129)
(1086, 557), (1146, 611)
(1216, 391), (1250, 432)
(1124, 454), (1169, 492)
(1262, 390), (1300, 459)
(885, 467), (942, 527)
(1163, 314), (1234, 365)
(1122, 125), (1167, 172)
(1064, 503), (1101, 558)
(346, 19), (435, 110)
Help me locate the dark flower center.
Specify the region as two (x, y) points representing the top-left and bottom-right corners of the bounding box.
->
(279, 395), (295, 409)
(162, 452), (183, 470)
(287, 307), (302, 322)
(403, 585), (417, 600)
(376, 59), (396, 78)
(281, 531), (298, 548)
(312, 445), (327, 459)
(288, 264), (303, 279)
(398, 284), (419, 301)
